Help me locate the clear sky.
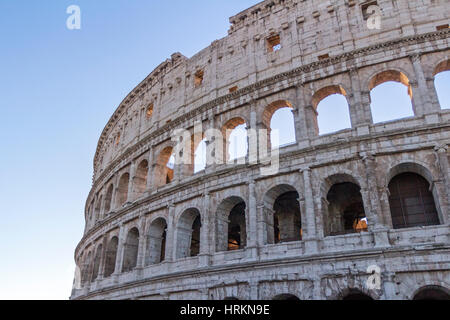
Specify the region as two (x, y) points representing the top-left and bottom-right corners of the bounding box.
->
(0, 1), (448, 300)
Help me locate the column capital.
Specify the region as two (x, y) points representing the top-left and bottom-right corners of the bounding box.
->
(360, 151), (376, 162)
(434, 144), (448, 153)
(300, 166), (311, 174)
(409, 53), (421, 63)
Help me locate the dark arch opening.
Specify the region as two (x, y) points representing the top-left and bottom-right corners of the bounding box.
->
(122, 228), (139, 272)
(325, 182), (367, 236)
(273, 191), (302, 243)
(388, 172), (440, 229)
(413, 286), (450, 300)
(104, 237), (118, 278)
(273, 294), (300, 301)
(228, 202), (247, 251)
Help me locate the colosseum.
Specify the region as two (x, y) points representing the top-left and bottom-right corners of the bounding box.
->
(71, 0), (450, 300)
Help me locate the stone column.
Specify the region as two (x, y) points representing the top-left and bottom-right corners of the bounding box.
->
(165, 204), (176, 262)
(410, 54), (440, 117)
(295, 84), (316, 142)
(111, 175), (119, 212)
(136, 215), (147, 270)
(426, 76), (442, 111)
(301, 168), (318, 253)
(361, 152), (390, 247)
(199, 192), (211, 267)
(248, 102), (259, 166)
(113, 224), (125, 280)
(247, 181), (258, 259)
(127, 161), (136, 202)
(257, 204), (271, 246)
(205, 115), (219, 174)
(98, 236), (108, 280)
(349, 68), (373, 134)
(435, 144), (450, 224)
(146, 149), (154, 192)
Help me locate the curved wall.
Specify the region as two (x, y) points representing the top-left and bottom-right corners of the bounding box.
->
(72, 0), (450, 300)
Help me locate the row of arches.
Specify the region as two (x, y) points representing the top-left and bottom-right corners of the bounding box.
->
(80, 165), (442, 284)
(238, 286), (450, 300)
(88, 64), (449, 225)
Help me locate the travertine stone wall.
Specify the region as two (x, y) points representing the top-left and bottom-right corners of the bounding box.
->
(72, 0), (450, 300)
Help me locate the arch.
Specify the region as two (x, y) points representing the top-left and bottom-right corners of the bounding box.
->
(91, 244), (103, 282)
(216, 196), (247, 252)
(433, 59), (450, 110)
(116, 173), (130, 208)
(433, 59), (450, 76)
(228, 202), (247, 251)
(134, 160), (149, 198)
(154, 146), (175, 188)
(222, 118), (248, 162)
(175, 208), (202, 259)
(325, 182), (367, 236)
(81, 251), (92, 286)
(413, 285), (450, 300)
(368, 70), (415, 123)
(104, 184), (114, 214)
(264, 184), (302, 244)
(262, 100), (296, 149)
(388, 171), (440, 229)
(272, 294), (300, 300)
(312, 85), (352, 135)
(146, 217), (167, 265)
(122, 227), (140, 272)
(341, 289), (374, 300)
(104, 236), (118, 278)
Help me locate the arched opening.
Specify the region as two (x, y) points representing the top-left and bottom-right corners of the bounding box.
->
(325, 181), (367, 237)
(223, 118), (248, 162)
(263, 100), (296, 149)
(216, 196), (247, 252)
(155, 147), (175, 188)
(313, 85), (351, 135)
(81, 251), (92, 286)
(194, 138), (207, 173)
(369, 70), (414, 123)
(176, 208), (202, 259)
(91, 244), (102, 282)
(264, 185), (302, 245)
(104, 184), (113, 214)
(434, 60), (450, 110)
(134, 160), (148, 198)
(228, 202), (247, 251)
(146, 218), (167, 265)
(116, 173), (130, 208)
(122, 228), (139, 273)
(388, 172), (440, 229)
(273, 294), (300, 301)
(342, 290), (374, 300)
(413, 286), (450, 300)
(104, 237), (118, 278)
(273, 191), (302, 243)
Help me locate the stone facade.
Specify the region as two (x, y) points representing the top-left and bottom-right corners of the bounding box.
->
(71, 0), (450, 300)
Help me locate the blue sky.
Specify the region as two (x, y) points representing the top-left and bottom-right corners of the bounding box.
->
(0, 1), (448, 300)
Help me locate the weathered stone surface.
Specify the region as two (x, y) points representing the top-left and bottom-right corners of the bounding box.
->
(72, 0), (450, 300)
